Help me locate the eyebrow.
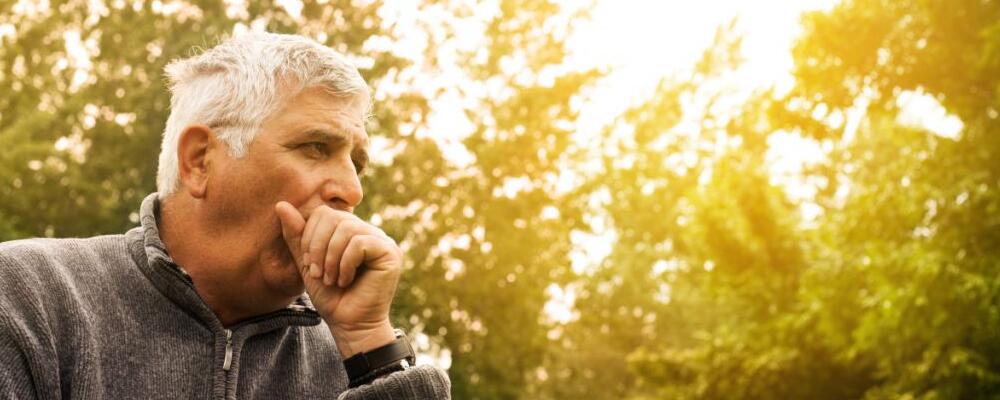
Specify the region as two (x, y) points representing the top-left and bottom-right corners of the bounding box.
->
(299, 128), (370, 172)
(300, 128), (350, 145)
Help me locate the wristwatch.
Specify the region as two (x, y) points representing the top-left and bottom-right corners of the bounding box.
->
(344, 329), (415, 388)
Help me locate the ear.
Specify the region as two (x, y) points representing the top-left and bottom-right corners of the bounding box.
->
(176, 125), (219, 199)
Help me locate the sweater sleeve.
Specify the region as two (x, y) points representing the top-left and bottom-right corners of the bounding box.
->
(0, 247), (41, 400)
(0, 317), (39, 399)
(336, 365), (451, 400)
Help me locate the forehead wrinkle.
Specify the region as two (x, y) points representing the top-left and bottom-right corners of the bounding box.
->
(301, 104), (366, 138)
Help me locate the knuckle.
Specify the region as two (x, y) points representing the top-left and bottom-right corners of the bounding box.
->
(381, 235), (400, 249)
(351, 219), (369, 230)
(371, 227), (390, 239)
(340, 220), (358, 233)
(309, 240), (324, 253)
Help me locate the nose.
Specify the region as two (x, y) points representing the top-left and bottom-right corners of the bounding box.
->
(319, 165), (364, 212)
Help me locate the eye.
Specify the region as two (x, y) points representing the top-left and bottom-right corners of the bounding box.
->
(300, 142), (329, 157)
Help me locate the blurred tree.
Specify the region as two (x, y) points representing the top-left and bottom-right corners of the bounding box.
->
(540, 24), (869, 398)
(619, 0), (1000, 398)
(369, 1), (600, 397)
(783, 0), (1000, 397)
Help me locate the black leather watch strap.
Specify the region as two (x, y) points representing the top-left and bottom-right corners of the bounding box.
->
(344, 329), (415, 388)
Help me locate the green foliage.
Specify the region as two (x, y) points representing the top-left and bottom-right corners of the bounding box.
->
(617, 0), (1000, 398)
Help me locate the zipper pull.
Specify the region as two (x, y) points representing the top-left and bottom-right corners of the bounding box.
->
(223, 329), (233, 371)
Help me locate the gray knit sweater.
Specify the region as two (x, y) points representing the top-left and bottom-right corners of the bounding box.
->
(0, 194), (451, 399)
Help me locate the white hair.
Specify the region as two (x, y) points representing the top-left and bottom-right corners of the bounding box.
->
(156, 32), (371, 199)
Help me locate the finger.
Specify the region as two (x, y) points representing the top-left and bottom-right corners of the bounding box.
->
(306, 211), (344, 280)
(274, 202), (306, 268)
(299, 207), (323, 267)
(323, 221), (369, 286)
(337, 235), (373, 288)
(339, 235), (400, 288)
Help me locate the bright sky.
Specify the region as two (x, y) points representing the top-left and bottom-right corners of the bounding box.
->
(567, 0), (839, 132)
(562, 0), (958, 224)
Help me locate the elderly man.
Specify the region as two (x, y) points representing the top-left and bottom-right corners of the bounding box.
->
(0, 33), (450, 399)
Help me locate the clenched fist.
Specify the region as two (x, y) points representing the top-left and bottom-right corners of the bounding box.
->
(274, 202), (401, 357)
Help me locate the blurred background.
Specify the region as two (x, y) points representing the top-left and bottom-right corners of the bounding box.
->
(1, 0), (998, 398)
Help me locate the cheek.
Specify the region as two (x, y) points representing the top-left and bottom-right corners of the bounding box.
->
(260, 162), (323, 206)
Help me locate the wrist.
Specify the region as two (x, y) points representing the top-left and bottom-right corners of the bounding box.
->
(343, 328), (416, 388)
(330, 320), (396, 358)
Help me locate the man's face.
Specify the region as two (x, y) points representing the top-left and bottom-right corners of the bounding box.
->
(205, 86), (370, 296)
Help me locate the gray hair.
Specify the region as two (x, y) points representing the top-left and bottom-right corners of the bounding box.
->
(156, 32), (371, 198)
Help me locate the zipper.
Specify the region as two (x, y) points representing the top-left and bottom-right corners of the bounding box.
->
(222, 329), (233, 371)
(228, 308), (320, 330)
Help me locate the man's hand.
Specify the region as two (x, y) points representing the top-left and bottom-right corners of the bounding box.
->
(274, 202), (401, 358)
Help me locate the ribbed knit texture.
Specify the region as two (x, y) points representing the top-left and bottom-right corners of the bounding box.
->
(0, 193), (451, 399)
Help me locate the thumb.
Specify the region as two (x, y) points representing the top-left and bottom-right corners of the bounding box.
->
(275, 201), (306, 266)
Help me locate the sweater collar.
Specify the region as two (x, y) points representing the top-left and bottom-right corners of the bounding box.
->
(127, 193), (321, 334)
